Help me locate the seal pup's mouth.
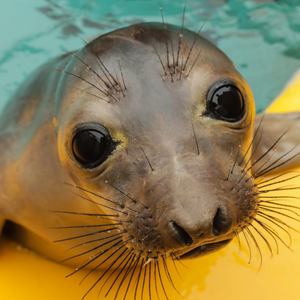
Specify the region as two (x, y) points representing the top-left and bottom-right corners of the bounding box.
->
(178, 239), (232, 260)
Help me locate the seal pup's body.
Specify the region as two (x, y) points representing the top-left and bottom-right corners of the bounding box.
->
(0, 22), (300, 297)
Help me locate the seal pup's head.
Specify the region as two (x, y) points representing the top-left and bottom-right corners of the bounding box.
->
(54, 22), (257, 264)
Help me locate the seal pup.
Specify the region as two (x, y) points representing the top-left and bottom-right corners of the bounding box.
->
(0, 22), (300, 299)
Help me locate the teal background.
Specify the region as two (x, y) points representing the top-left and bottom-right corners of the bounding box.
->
(1, 0), (300, 112)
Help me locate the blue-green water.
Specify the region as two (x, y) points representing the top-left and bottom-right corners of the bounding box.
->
(1, 0), (300, 113)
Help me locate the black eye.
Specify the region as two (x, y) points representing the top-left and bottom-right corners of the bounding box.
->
(208, 84), (244, 122)
(72, 126), (115, 168)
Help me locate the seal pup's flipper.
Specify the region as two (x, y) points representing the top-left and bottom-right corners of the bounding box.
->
(251, 112), (300, 175)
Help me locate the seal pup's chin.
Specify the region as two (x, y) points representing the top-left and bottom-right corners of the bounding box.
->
(178, 239), (232, 260)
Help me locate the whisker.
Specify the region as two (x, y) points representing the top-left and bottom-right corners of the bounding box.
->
(60, 236), (122, 264)
(74, 35), (118, 88)
(256, 151), (300, 178)
(258, 211), (300, 234)
(255, 186), (300, 196)
(117, 57), (127, 91)
(247, 150), (276, 181)
(170, 252), (183, 281)
(63, 182), (130, 214)
(63, 50), (113, 90)
(186, 47), (203, 77)
(249, 223), (273, 257)
(182, 19), (208, 72)
(74, 87), (110, 103)
(67, 232), (126, 251)
(176, 3), (186, 67)
(49, 210), (118, 218)
(255, 216), (292, 249)
(122, 254), (141, 300)
(257, 207), (300, 223)
(260, 200), (300, 210)
(149, 259), (152, 300)
(230, 145), (241, 175)
(259, 204), (299, 216)
(256, 171), (300, 187)
(159, 5), (170, 70)
(54, 69), (114, 100)
(50, 223), (123, 229)
(253, 219), (279, 254)
(162, 254), (183, 298)
(152, 43), (168, 77)
(238, 129), (264, 183)
(103, 251), (133, 297)
(154, 259), (161, 300)
(141, 254), (149, 300)
(245, 227), (262, 270)
(53, 227), (119, 243)
(254, 147), (294, 178)
(112, 254), (136, 300)
(134, 257), (145, 300)
(81, 248), (128, 300)
(105, 181), (148, 209)
(157, 259), (169, 300)
(241, 229), (252, 264)
(191, 120), (200, 155)
(247, 130), (290, 173)
(78, 244), (129, 284)
(68, 240), (124, 278)
(234, 229), (242, 255)
(140, 147), (154, 172)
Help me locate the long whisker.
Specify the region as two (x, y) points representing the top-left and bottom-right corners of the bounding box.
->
(75, 35), (119, 88)
(245, 227), (262, 270)
(50, 223), (123, 229)
(105, 181), (148, 209)
(259, 204), (299, 216)
(241, 229), (252, 264)
(68, 240), (124, 278)
(60, 236), (123, 264)
(53, 227), (119, 243)
(81, 248), (128, 300)
(154, 259), (161, 300)
(157, 259), (169, 300)
(247, 130), (290, 173)
(256, 151), (300, 178)
(182, 19), (208, 72)
(67, 232), (126, 251)
(63, 182), (131, 214)
(191, 120), (200, 155)
(102, 251), (133, 297)
(74, 87), (110, 103)
(121, 255), (140, 300)
(54, 69), (116, 100)
(134, 257), (145, 300)
(63, 50), (112, 90)
(239, 113), (264, 167)
(257, 211), (300, 234)
(176, 3), (186, 67)
(248, 223), (273, 258)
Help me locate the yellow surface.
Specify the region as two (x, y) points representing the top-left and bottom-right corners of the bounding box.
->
(1, 75), (300, 300)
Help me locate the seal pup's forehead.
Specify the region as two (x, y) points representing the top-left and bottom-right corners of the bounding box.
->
(55, 22), (253, 130)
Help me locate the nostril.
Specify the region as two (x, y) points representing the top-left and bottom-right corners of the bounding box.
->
(171, 221), (193, 246)
(213, 206), (230, 236)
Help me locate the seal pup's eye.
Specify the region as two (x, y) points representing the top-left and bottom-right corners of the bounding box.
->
(72, 125), (115, 168)
(207, 84), (245, 122)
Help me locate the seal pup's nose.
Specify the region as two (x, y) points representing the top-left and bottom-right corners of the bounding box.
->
(168, 205), (233, 247)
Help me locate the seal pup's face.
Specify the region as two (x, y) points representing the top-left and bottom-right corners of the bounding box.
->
(55, 22), (257, 263)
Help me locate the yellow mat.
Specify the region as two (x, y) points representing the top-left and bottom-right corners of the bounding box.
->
(1, 75), (300, 300)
